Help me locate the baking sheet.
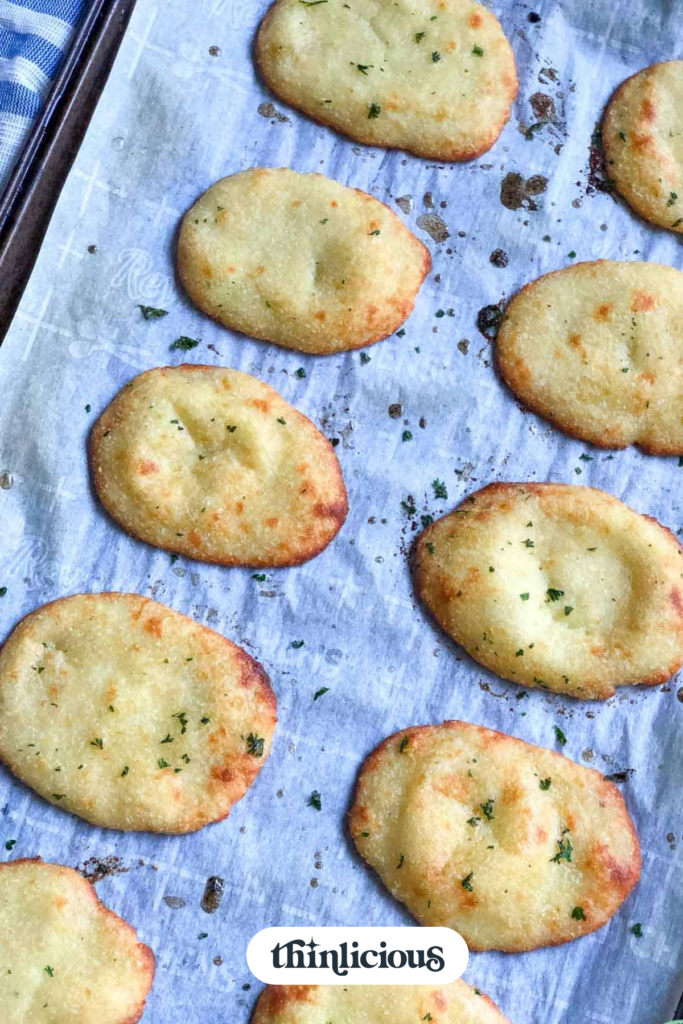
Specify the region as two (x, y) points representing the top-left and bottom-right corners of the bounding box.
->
(0, 1), (682, 1021)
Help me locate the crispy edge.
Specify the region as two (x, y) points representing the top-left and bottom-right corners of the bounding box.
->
(176, 175), (432, 354)
(348, 720), (642, 953)
(251, 981), (511, 1023)
(0, 592), (278, 834)
(496, 260), (683, 456)
(413, 482), (683, 700)
(253, 1), (518, 163)
(603, 61), (683, 234)
(89, 366), (348, 568)
(0, 858), (155, 1023)
(252, 985), (319, 1022)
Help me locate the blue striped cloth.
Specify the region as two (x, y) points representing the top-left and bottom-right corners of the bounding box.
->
(0, 0), (86, 192)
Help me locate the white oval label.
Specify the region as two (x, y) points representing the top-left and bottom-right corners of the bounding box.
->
(247, 927), (469, 985)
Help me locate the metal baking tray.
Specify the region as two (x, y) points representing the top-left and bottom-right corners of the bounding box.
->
(0, 0), (138, 346)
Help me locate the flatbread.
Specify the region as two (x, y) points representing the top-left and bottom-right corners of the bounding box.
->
(349, 720), (641, 953)
(177, 168), (430, 354)
(603, 61), (683, 232)
(0, 858), (154, 1023)
(415, 482), (683, 700)
(90, 365), (347, 567)
(496, 260), (683, 454)
(0, 593), (277, 833)
(252, 980), (511, 1023)
(255, 0), (517, 162)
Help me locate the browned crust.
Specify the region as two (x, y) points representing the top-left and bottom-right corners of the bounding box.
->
(176, 180), (432, 355)
(414, 482), (683, 700)
(496, 260), (683, 455)
(89, 366), (348, 569)
(0, 858), (155, 1022)
(602, 61), (683, 234)
(254, 2), (518, 163)
(0, 592), (278, 834)
(251, 980), (512, 1022)
(348, 720), (642, 954)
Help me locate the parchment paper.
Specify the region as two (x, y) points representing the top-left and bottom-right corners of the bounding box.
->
(0, 1), (682, 1021)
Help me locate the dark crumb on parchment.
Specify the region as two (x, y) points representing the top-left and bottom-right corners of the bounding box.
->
(416, 213), (450, 243)
(201, 875), (225, 914)
(476, 304), (505, 340)
(458, 339), (470, 355)
(500, 172), (548, 211)
(257, 102), (290, 124)
(528, 11), (541, 22)
(213, 955), (223, 966)
(530, 92), (556, 121)
(604, 769), (636, 784)
(163, 895), (187, 909)
(87, 245), (97, 254)
(78, 855), (128, 883)
(490, 248), (509, 268)
(388, 403), (403, 419)
(677, 686), (683, 703)
(209, 45), (221, 56)
(586, 125), (616, 196)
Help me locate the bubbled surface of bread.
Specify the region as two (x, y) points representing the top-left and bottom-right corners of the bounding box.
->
(349, 721), (641, 952)
(603, 61), (683, 231)
(497, 260), (683, 454)
(252, 980), (511, 1024)
(415, 483), (683, 699)
(256, 0), (517, 161)
(0, 859), (154, 1023)
(90, 365), (347, 567)
(177, 168), (430, 354)
(0, 593), (277, 833)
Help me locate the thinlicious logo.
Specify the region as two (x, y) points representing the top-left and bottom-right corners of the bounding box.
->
(271, 937), (445, 976)
(247, 927), (468, 986)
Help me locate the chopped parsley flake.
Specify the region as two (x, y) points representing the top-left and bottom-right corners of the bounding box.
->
(631, 922), (643, 937)
(461, 872), (474, 891)
(402, 430), (413, 442)
(158, 758), (170, 769)
(432, 478), (448, 500)
(277, 416), (286, 424)
(432, 51), (441, 62)
(121, 766), (129, 777)
(397, 854), (404, 869)
(313, 687), (329, 701)
(291, 640), (305, 649)
(571, 906), (586, 920)
(546, 588), (565, 602)
(368, 102), (381, 119)
(415, 32), (426, 42)
(668, 192), (678, 206)
(45, 966), (54, 977)
(5, 839), (16, 851)
(467, 816), (480, 827)
(399, 736), (410, 754)
(426, 541), (435, 555)
(360, 352), (371, 364)
(139, 305), (168, 320)
(539, 778), (551, 791)
(554, 725), (567, 746)
(90, 738), (103, 750)
(472, 44), (484, 56)
(170, 336), (199, 351)
(252, 573), (266, 582)
(520, 592), (530, 601)
(295, 367), (306, 379)
(246, 733), (265, 757)
(480, 799), (495, 821)
(308, 790), (322, 811)
(551, 836), (573, 863)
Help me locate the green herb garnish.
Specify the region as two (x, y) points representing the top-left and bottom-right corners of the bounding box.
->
(170, 336), (199, 351)
(139, 305), (168, 320)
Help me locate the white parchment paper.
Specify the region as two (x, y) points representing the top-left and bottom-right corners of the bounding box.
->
(0, 1), (682, 1021)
